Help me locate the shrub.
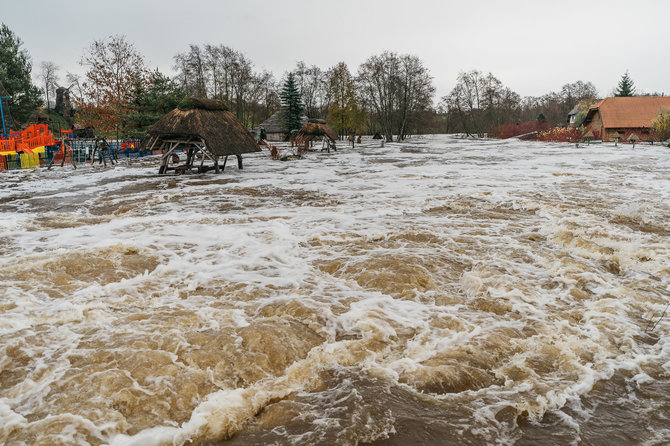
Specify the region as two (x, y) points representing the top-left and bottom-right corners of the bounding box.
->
(651, 109), (670, 142)
(536, 127), (582, 142)
(490, 121), (552, 139)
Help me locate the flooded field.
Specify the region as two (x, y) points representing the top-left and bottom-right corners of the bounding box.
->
(1, 135), (669, 445)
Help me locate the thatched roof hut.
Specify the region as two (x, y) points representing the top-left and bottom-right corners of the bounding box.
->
(294, 119), (338, 153)
(146, 98), (260, 174)
(146, 98), (259, 156)
(297, 119), (338, 141)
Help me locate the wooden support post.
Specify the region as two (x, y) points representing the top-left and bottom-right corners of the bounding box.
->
(187, 148), (195, 173)
(147, 136), (158, 153)
(222, 156), (228, 171)
(199, 149), (206, 173)
(69, 146), (76, 169)
(159, 149), (169, 174)
(158, 142), (175, 174)
(204, 150), (219, 173)
(198, 142), (219, 172)
(186, 148), (194, 168)
(237, 155), (243, 169)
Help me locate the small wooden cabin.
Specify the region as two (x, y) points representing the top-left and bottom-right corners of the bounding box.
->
(253, 111), (308, 142)
(145, 98), (260, 174)
(582, 97), (670, 142)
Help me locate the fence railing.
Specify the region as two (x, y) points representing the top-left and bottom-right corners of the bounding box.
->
(0, 139), (16, 152)
(0, 139), (164, 172)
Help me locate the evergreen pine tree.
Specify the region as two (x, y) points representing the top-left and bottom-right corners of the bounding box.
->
(124, 70), (185, 137)
(0, 24), (42, 126)
(615, 71), (636, 97)
(279, 73), (304, 135)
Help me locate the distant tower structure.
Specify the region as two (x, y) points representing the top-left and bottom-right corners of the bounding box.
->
(54, 86), (72, 119)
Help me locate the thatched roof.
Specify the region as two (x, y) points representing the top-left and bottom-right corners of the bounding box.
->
(296, 120), (338, 141)
(254, 111), (308, 134)
(146, 98), (260, 156)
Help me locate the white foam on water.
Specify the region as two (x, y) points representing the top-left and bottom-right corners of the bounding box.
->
(1, 136), (670, 444)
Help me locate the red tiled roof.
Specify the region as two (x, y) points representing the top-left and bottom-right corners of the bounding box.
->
(588, 97), (670, 128)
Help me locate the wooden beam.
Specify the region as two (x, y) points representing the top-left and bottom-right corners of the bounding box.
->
(157, 139), (196, 145)
(147, 136), (158, 152)
(159, 143), (177, 174)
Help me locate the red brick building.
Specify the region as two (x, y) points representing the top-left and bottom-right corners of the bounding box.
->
(582, 97), (670, 142)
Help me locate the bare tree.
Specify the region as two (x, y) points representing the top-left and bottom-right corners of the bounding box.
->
(293, 61), (328, 118)
(204, 44), (221, 98)
(64, 72), (83, 100)
(175, 43), (279, 128)
(443, 70), (485, 136)
(518, 81), (597, 126)
(358, 52), (434, 140)
(230, 53), (253, 121)
(173, 45), (208, 98)
(257, 70), (280, 118)
(396, 54), (434, 140)
(357, 52), (401, 141)
(244, 70), (269, 127)
(39, 61), (59, 110)
(440, 70), (519, 136)
(561, 80), (598, 104)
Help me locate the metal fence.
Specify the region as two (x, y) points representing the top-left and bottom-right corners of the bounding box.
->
(0, 138), (161, 171)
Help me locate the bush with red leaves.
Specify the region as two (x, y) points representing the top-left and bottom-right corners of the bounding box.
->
(536, 127), (583, 142)
(490, 121), (552, 139)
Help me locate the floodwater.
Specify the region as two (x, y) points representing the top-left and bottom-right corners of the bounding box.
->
(1, 135), (669, 445)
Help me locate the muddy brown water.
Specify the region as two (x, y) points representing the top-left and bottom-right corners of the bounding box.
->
(1, 136), (669, 445)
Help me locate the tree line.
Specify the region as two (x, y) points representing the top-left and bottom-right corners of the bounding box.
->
(439, 71), (600, 137)
(1, 24), (658, 141)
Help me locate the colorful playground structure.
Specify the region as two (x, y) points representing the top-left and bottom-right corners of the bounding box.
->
(0, 123), (150, 171)
(0, 123), (57, 170)
(0, 94), (178, 172)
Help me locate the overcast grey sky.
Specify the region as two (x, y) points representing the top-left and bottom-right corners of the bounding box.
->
(4, 0), (669, 100)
